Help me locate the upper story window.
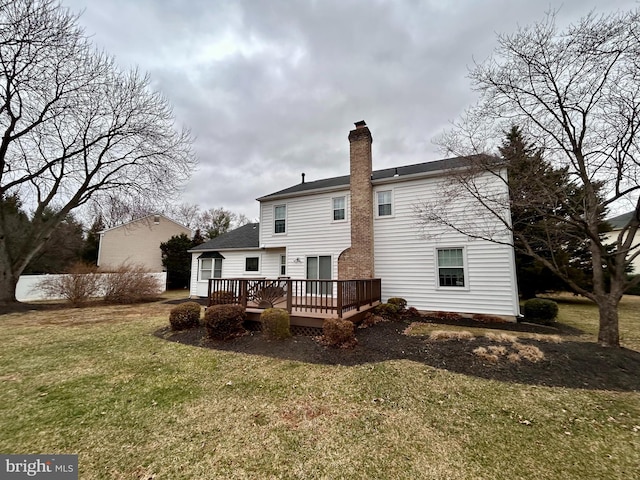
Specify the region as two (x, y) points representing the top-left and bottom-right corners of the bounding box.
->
(274, 205), (286, 234)
(333, 196), (346, 221)
(437, 248), (466, 287)
(377, 190), (392, 217)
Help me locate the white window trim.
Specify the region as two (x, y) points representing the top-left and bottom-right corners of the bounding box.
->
(198, 258), (212, 282)
(331, 195), (347, 223)
(435, 246), (469, 291)
(274, 204), (287, 235)
(280, 254), (287, 276)
(375, 188), (394, 218)
(244, 255), (261, 274)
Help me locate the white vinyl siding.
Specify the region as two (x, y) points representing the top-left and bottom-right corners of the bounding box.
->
(259, 190), (351, 280)
(373, 172), (519, 317)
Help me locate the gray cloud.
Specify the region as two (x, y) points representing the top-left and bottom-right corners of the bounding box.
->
(65, 0), (639, 220)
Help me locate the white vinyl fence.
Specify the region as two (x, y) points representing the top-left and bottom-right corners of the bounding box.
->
(16, 273), (167, 302)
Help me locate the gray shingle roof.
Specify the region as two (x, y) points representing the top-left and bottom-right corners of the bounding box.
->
(257, 155), (483, 201)
(189, 223), (260, 251)
(607, 211), (638, 230)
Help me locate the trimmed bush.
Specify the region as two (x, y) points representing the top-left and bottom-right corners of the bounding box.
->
(374, 302), (400, 319)
(102, 263), (163, 304)
(260, 308), (291, 339)
(322, 317), (356, 348)
(210, 290), (236, 305)
(523, 298), (559, 324)
(204, 304), (246, 340)
(387, 297), (407, 312)
(169, 302), (201, 330)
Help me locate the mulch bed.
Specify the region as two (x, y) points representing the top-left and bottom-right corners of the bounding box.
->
(157, 318), (640, 392)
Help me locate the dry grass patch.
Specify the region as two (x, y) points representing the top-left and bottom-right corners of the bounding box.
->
(429, 330), (475, 341)
(485, 332), (519, 343)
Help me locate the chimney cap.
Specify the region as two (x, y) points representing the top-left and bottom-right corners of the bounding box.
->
(354, 120), (367, 128)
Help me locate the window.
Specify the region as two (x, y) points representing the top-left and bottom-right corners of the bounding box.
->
(199, 258), (222, 281)
(280, 255), (286, 276)
(377, 190), (392, 216)
(437, 248), (466, 287)
(332, 196), (346, 221)
(245, 257), (259, 272)
(213, 258), (222, 278)
(274, 205), (286, 233)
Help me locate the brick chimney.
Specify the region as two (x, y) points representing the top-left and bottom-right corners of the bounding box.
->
(338, 121), (374, 279)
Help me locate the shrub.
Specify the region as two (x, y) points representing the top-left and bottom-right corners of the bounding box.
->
(387, 297), (407, 312)
(210, 290), (236, 305)
(102, 263), (163, 304)
(322, 318), (356, 348)
(260, 308), (291, 340)
(204, 304), (246, 340)
(404, 306), (421, 318)
(359, 312), (386, 328)
(169, 302), (201, 330)
(523, 298), (558, 324)
(36, 262), (102, 306)
(374, 302), (399, 319)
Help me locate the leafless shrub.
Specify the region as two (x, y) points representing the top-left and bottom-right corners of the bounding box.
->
(35, 263), (102, 306)
(102, 263), (163, 304)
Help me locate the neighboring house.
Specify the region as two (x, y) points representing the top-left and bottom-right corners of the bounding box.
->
(190, 121), (520, 318)
(98, 214), (192, 272)
(605, 211), (640, 274)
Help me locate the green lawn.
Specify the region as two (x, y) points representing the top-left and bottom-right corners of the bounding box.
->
(0, 294), (638, 479)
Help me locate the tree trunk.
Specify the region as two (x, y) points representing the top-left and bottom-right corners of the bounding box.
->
(0, 255), (19, 304)
(596, 297), (620, 347)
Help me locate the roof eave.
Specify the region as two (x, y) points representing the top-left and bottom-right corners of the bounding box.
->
(257, 184), (350, 202)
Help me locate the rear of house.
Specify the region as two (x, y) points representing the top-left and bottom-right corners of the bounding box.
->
(190, 121), (520, 319)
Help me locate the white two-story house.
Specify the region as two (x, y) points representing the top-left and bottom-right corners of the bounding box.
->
(189, 121), (520, 319)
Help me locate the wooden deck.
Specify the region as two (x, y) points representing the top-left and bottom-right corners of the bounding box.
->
(208, 278), (382, 328)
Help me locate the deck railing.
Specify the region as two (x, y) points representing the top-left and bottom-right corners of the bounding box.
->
(207, 278), (382, 318)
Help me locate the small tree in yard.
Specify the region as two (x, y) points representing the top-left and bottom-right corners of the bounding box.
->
(0, 0), (194, 304)
(419, 9), (640, 347)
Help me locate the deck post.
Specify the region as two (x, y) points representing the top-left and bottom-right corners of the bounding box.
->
(207, 279), (213, 306)
(286, 279), (293, 313)
(240, 280), (248, 308)
(337, 281), (343, 318)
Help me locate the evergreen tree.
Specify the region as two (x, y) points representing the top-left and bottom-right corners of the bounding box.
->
(501, 126), (609, 298)
(81, 215), (105, 265)
(160, 233), (194, 289)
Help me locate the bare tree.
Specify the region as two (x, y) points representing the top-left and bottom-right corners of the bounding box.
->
(0, 0), (195, 303)
(422, 9), (640, 347)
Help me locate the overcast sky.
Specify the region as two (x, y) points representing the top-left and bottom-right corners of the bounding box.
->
(64, 0), (639, 221)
